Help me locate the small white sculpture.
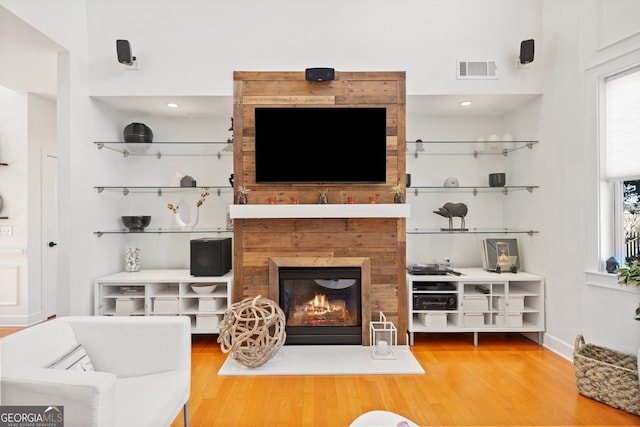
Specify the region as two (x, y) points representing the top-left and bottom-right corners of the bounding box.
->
(443, 177), (459, 188)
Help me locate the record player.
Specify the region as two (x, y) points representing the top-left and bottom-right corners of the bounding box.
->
(406, 262), (461, 276)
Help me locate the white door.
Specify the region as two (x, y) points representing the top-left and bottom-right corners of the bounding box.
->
(42, 151), (57, 318)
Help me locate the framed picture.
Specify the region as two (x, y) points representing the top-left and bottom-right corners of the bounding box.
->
(482, 238), (520, 272)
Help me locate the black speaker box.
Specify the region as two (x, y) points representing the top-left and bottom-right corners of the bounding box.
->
(519, 39), (535, 64)
(190, 238), (232, 277)
(305, 67), (335, 81)
(116, 39), (133, 65)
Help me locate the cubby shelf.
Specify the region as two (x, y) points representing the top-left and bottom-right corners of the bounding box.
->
(407, 268), (544, 346)
(94, 269), (233, 334)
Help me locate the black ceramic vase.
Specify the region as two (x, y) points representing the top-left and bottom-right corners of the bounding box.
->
(123, 122), (154, 143)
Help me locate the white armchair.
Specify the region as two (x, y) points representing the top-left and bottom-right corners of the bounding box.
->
(1, 316), (191, 427)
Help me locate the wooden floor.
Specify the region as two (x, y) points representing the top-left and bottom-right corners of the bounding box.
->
(170, 333), (640, 427)
(3, 327), (639, 426)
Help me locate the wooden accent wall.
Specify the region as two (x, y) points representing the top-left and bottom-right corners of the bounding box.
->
(232, 71), (407, 344)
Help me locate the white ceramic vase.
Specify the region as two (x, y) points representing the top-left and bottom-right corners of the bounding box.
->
(175, 206), (199, 230)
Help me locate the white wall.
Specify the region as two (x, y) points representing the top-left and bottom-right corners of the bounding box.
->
(535, 0), (640, 357)
(0, 86), (28, 320)
(88, 101), (234, 271)
(0, 88), (55, 325)
(578, 0), (640, 355)
(85, 0), (542, 97)
(1, 0), (638, 359)
(0, 0), (92, 320)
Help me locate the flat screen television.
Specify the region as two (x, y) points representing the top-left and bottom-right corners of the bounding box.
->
(254, 107), (387, 184)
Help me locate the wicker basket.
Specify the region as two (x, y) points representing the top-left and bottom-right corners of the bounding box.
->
(573, 334), (640, 416)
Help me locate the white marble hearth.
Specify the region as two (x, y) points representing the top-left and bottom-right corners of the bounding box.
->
(218, 345), (425, 376)
(230, 203), (411, 219)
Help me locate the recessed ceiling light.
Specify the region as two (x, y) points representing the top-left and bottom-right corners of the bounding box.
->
(167, 102), (179, 108)
(460, 101), (472, 107)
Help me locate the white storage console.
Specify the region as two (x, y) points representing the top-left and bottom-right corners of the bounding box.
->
(407, 268), (544, 345)
(95, 269), (233, 334)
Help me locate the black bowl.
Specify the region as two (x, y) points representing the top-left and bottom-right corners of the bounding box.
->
(121, 216), (151, 232)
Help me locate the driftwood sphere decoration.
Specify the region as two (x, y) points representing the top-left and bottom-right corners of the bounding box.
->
(217, 295), (287, 368)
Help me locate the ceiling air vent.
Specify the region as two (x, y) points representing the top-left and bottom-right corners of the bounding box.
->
(457, 60), (498, 79)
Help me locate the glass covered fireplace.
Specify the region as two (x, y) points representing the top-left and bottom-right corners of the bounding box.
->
(278, 266), (362, 345)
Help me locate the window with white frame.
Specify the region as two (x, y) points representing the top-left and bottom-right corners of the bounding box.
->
(605, 67), (640, 263)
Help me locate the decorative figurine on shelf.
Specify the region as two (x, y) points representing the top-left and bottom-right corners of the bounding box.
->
(228, 173), (234, 188)
(167, 189), (210, 230)
(318, 189), (329, 204)
(236, 186), (249, 204)
(227, 117), (234, 144)
(391, 185), (404, 204)
(180, 175), (196, 187)
(606, 256), (620, 273)
(433, 202), (468, 231)
(443, 176), (459, 188)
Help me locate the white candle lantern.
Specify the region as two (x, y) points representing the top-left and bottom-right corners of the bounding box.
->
(369, 311), (397, 359)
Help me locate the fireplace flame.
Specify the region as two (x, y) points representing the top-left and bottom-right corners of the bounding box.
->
(305, 293), (330, 313)
(290, 292), (351, 326)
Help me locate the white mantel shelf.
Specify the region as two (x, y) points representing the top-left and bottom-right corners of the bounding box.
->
(230, 203), (411, 219)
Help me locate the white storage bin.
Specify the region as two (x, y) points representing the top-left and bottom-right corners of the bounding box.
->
(495, 313), (523, 327)
(115, 298), (143, 314)
(463, 296), (488, 312)
(198, 297), (225, 312)
(153, 297), (179, 313)
(496, 296), (525, 312)
(115, 298), (134, 313)
(196, 314), (219, 329)
(464, 313), (485, 326)
(418, 313), (447, 328)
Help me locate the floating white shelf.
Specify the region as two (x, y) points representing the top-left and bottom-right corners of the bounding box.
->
(230, 203), (411, 219)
